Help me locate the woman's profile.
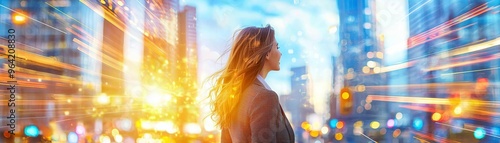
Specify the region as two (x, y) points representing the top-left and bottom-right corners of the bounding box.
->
(208, 25), (295, 143)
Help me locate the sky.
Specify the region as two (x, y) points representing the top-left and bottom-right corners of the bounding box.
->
(182, 0), (340, 114)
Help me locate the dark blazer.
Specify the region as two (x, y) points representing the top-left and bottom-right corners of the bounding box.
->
(221, 79), (295, 143)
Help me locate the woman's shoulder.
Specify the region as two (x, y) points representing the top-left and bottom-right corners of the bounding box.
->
(244, 84), (279, 102)
(245, 82), (277, 94)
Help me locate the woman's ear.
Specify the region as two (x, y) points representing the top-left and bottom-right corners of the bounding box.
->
(265, 53), (270, 60)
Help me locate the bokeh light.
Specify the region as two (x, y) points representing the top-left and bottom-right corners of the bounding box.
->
(68, 132), (78, 143)
(432, 112), (442, 121)
(413, 118), (424, 131)
(335, 133), (343, 140)
(310, 131), (319, 138)
(321, 126), (329, 135)
(396, 112), (403, 120)
(393, 129), (401, 138)
(24, 125), (39, 137)
(387, 119), (395, 128)
(474, 127), (486, 139)
(329, 119), (338, 128)
(337, 121), (344, 129)
(370, 121), (380, 129)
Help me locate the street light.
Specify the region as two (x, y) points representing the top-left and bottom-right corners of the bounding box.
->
(12, 10), (28, 25)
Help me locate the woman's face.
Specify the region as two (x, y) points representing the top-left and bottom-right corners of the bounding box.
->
(265, 39), (282, 71)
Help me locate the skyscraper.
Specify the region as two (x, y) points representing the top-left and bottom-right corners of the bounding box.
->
(335, 0), (385, 142)
(284, 66), (313, 143)
(177, 4), (198, 129)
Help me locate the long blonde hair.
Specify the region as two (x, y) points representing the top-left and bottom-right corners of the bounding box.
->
(208, 25), (275, 128)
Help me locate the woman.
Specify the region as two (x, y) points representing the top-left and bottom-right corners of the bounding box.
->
(208, 25), (295, 143)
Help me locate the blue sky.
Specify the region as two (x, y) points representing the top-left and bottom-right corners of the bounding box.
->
(184, 0), (340, 114)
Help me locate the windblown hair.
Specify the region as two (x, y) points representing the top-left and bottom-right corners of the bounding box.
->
(208, 25), (275, 129)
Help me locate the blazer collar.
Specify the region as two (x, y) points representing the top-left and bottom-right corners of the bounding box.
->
(253, 78), (265, 87)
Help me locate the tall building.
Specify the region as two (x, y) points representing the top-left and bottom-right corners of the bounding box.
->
(178, 5), (198, 97)
(177, 4), (199, 132)
(407, 0), (500, 142)
(282, 66), (313, 143)
(335, 0), (386, 142)
(374, 0), (411, 142)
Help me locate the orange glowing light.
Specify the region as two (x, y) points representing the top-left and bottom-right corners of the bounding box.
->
(454, 106), (462, 115)
(310, 131), (319, 138)
(336, 121), (344, 129)
(12, 10), (28, 25)
(301, 122), (311, 131)
(335, 133), (343, 140)
(341, 92), (350, 99)
(432, 112), (442, 121)
(393, 129), (401, 138)
(3, 131), (11, 138)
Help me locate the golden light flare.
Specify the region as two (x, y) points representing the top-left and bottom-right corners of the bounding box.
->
(335, 133), (343, 140)
(431, 112), (442, 121)
(336, 121), (344, 129)
(341, 92), (350, 99)
(454, 106), (462, 115)
(310, 131), (319, 138)
(370, 121), (380, 129)
(301, 122), (311, 131)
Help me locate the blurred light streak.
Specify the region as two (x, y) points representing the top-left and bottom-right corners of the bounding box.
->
(374, 94), (500, 107)
(441, 37), (500, 58)
(434, 36), (461, 47)
(408, 4), (489, 49)
(45, 2), (93, 32)
(72, 25), (95, 41)
(66, 27), (93, 44)
(436, 122), (500, 139)
(399, 105), (500, 123)
(0, 45), (82, 71)
(399, 105), (443, 113)
(12, 68), (79, 83)
(368, 95), (450, 105)
(379, 61), (416, 73)
(79, 0), (125, 31)
(469, 108), (500, 116)
(375, 32), (499, 74)
(0, 4), (67, 34)
(50, 108), (146, 123)
(74, 38), (123, 71)
(408, 0), (432, 14)
(70, 25), (124, 60)
(411, 131), (461, 143)
(358, 132), (377, 143)
(19, 104), (146, 119)
(133, 0), (162, 21)
(0, 38), (43, 53)
(79, 0), (167, 56)
(440, 66), (500, 76)
(364, 82), (500, 90)
(427, 53), (500, 71)
(410, 22), (477, 49)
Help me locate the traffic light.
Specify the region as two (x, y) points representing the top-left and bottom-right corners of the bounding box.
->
(340, 87), (353, 115)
